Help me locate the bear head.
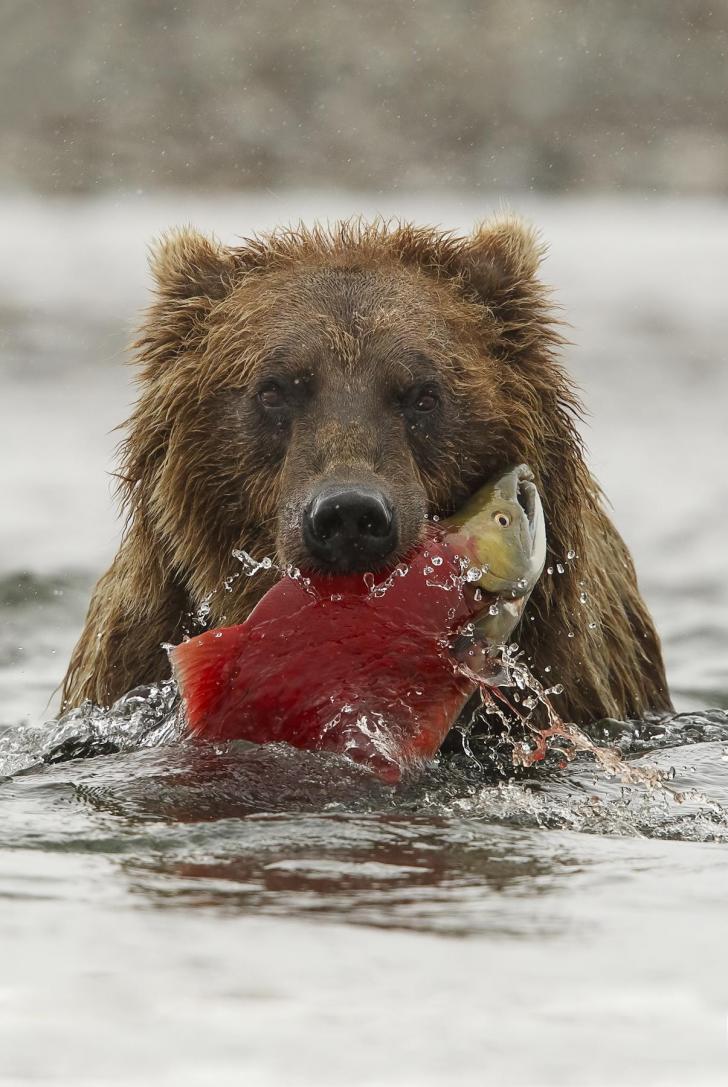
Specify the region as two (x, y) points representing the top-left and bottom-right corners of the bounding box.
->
(120, 217), (590, 616)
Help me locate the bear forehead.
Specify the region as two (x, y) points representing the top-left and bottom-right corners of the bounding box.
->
(212, 262), (486, 375)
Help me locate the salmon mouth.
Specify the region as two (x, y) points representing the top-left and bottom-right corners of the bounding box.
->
(517, 477), (539, 543)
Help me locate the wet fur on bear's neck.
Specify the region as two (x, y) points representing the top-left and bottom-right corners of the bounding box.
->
(62, 216), (671, 723)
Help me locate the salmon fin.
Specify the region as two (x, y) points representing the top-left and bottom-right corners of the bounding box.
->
(169, 625), (248, 735)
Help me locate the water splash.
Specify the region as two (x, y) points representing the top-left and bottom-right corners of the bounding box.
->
(231, 548), (276, 578)
(363, 562), (410, 598)
(0, 681), (184, 777)
(191, 592), (214, 629)
(453, 644), (691, 794)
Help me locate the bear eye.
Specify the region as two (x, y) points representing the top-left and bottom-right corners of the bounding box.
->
(405, 383), (440, 414)
(257, 381), (287, 410)
(493, 511), (511, 527)
(415, 388), (439, 412)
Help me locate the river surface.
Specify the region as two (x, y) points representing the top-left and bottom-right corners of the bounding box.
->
(1, 193), (727, 1086)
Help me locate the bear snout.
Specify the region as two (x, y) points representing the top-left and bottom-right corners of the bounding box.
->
(301, 482), (399, 572)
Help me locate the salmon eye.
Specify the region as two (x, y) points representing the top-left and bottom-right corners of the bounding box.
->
(493, 511), (511, 527)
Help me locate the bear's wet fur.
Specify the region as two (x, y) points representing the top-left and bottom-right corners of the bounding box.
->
(62, 217), (672, 724)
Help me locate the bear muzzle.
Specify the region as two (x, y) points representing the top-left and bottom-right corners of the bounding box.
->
(301, 482), (399, 572)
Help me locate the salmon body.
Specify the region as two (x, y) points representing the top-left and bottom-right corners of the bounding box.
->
(171, 465), (546, 782)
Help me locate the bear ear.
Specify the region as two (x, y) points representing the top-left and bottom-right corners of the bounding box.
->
(148, 227), (238, 301)
(459, 216), (544, 303)
(451, 216), (561, 362)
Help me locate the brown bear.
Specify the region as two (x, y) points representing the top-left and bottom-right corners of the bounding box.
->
(61, 216), (672, 726)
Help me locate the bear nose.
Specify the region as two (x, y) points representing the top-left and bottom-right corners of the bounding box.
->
(302, 486), (398, 570)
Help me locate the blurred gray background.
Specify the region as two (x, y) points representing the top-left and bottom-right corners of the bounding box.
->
(1, 0), (727, 196)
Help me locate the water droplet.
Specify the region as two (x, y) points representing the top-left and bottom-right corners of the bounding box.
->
(465, 567), (483, 582)
(546, 566), (554, 575)
(233, 549), (275, 577)
(488, 602), (499, 615)
(195, 594), (213, 625)
(579, 591), (588, 604)
(544, 665), (551, 673)
(567, 631), (575, 639)
(546, 683), (564, 695)
(566, 549), (576, 560)
(556, 563), (565, 574)
(588, 621), (597, 629)
(431, 555), (443, 567)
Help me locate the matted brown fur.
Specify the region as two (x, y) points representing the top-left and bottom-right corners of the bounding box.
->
(61, 216), (672, 723)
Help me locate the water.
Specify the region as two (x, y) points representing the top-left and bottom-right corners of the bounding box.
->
(1, 193), (727, 1085)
